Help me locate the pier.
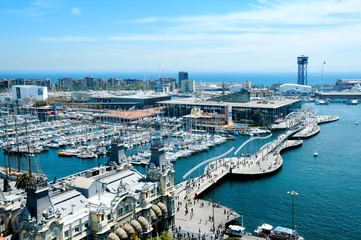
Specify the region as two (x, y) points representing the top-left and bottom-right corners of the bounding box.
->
(174, 112), (339, 238)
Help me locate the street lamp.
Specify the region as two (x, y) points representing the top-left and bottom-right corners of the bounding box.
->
(210, 182), (217, 233)
(287, 191), (298, 232)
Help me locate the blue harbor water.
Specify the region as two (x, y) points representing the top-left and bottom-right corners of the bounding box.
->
(1, 103), (361, 239)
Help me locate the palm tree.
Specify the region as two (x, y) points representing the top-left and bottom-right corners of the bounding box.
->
(15, 172), (32, 190)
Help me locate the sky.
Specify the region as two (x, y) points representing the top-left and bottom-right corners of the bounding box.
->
(1, 0), (361, 73)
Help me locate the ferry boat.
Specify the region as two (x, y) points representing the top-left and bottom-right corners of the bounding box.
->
(225, 225), (246, 237)
(269, 226), (304, 240)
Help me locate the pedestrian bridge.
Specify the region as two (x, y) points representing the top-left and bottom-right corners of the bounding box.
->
(179, 111), (339, 198)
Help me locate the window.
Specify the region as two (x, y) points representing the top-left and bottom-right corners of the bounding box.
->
(84, 222), (89, 228)
(125, 205), (129, 211)
(64, 230), (69, 237)
(74, 226), (79, 232)
(107, 214), (112, 220)
(118, 208), (123, 215)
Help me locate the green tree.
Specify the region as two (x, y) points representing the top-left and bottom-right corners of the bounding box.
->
(35, 100), (47, 107)
(252, 111), (265, 125)
(147, 231), (173, 240)
(130, 233), (139, 240)
(15, 172), (32, 190)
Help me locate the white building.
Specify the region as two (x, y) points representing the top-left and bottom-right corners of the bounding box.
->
(11, 85), (48, 103)
(280, 83), (312, 95)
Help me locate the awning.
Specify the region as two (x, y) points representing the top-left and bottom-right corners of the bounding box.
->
(108, 233), (120, 240)
(150, 209), (157, 221)
(123, 223), (135, 235)
(138, 216), (150, 230)
(157, 202), (168, 215)
(130, 220), (142, 232)
(151, 204), (162, 216)
(115, 228), (128, 240)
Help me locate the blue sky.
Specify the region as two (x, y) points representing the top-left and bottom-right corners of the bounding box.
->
(1, 0), (361, 73)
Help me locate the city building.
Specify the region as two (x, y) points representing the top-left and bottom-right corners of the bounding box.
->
(178, 72), (188, 85)
(0, 142), (175, 240)
(180, 80), (195, 93)
(335, 79), (361, 91)
(183, 107), (228, 131)
(11, 78), (51, 88)
(56, 78), (74, 89)
(158, 97), (301, 125)
(0, 78), (51, 88)
(297, 55), (308, 85)
(251, 88), (274, 98)
(0, 85), (49, 105)
(208, 89), (250, 103)
(88, 94), (171, 110)
(279, 84), (312, 95)
(0, 79), (11, 88)
(315, 91), (361, 100)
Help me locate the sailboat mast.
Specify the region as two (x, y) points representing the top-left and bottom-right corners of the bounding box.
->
(4, 117), (11, 173)
(26, 118), (31, 175)
(14, 115), (20, 172)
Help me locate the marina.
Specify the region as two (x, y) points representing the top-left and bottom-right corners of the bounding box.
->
(0, 102), (360, 240)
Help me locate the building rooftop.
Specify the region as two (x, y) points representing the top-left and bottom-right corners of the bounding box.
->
(91, 94), (170, 100)
(12, 85), (46, 88)
(97, 107), (163, 119)
(318, 91), (361, 95)
(159, 98), (300, 109)
(337, 79), (361, 83)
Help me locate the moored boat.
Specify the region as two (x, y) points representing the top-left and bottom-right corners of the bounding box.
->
(225, 225), (246, 237)
(58, 151), (73, 157)
(269, 226), (303, 240)
(254, 223), (273, 238)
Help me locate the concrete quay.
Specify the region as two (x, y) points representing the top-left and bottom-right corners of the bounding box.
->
(173, 179), (240, 240)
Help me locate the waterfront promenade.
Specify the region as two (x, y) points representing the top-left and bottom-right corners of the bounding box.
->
(173, 129), (304, 239)
(173, 112), (339, 239)
(173, 178), (240, 240)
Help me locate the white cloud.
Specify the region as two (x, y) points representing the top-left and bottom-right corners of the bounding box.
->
(32, 0), (54, 8)
(27, 0), (361, 72)
(37, 36), (98, 43)
(71, 7), (81, 15)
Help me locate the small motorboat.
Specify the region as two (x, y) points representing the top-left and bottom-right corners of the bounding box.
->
(313, 150), (318, 157)
(356, 122), (358, 125)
